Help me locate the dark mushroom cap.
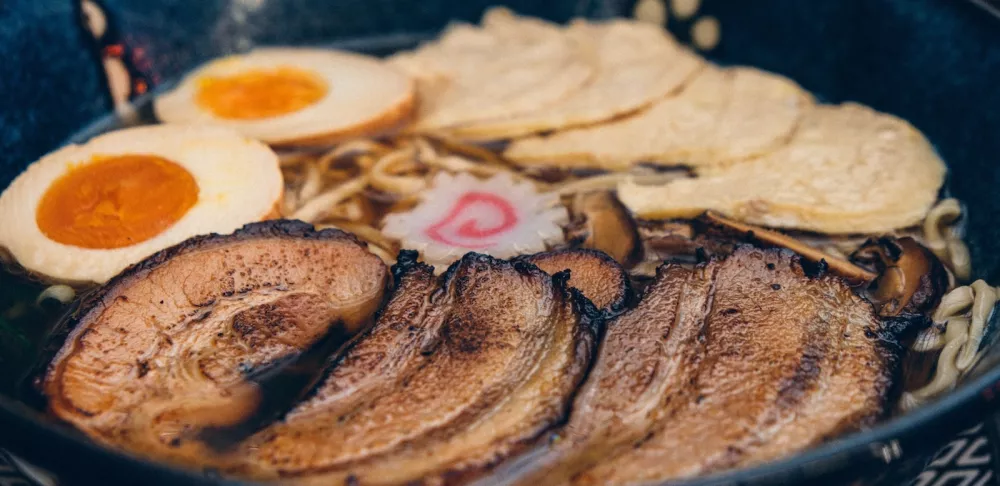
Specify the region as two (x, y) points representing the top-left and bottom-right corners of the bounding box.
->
(851, 237), (948, 317)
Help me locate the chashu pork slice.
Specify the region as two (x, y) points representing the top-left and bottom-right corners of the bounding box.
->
(43, 221), (389, 467)
(500, 263), (712, 485)
(238, 251), (598, 485)
(517, 248), (632, 316)
(512, 246), (898, 485)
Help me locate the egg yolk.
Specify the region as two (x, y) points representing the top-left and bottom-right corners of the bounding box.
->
(36, 154), (199, 249)
(195, 67), (327, 120)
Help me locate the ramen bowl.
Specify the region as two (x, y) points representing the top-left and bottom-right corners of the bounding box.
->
(2, 0), (1000, 485)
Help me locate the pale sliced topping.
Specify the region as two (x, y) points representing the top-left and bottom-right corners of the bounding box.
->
(446, 19), (705, 140)
(389, 9), (595, 131)
(381, 172), (568, 268)
(618, 104), (947, 234)
(505, 65), (813, 171)
(480, 5), (567, 41)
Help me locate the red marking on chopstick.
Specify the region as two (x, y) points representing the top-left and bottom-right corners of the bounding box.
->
(103, 44), (123, 58)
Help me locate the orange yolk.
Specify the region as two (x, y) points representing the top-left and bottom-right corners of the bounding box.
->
(195, 67), (327, 120)
(36, 154), (199, 249)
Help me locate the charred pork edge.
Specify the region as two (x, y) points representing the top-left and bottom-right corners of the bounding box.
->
(37, 220), (375, 408)
(494, 246), (908, 485)
(514, 248), (635, 319)
(700, 245), (906, 426)
(427, 251), (604, 341)
(259, 250), (602, 483)
(480, 260), (703, 486)
(431, 252), (603, 483)
(283, 249), (431, 413)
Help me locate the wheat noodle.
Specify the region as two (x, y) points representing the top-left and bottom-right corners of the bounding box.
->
(957, 280), (997, 370)
(904, 281), (1000, 410)
(292, 177), (369, 223)
(901, 316), (970, 410)
(924, 198), (970, 281)
(369, 147), (426, 196)
(36, 284), (76, 306)
(298, 162), (323, 203)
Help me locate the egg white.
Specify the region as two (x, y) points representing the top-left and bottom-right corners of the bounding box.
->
(0, 124), (283, 284)
(154, 48), (416, 146)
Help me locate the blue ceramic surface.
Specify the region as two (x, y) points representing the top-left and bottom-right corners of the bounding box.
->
(4, 1), (1000, 485)
(0, 1), (109, 190)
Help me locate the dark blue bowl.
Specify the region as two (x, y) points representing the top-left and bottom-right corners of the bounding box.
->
(4, 0), (1000, 484)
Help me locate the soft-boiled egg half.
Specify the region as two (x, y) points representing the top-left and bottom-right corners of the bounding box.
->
(155, 48), (416, 146)
(0, 124), (282, 284)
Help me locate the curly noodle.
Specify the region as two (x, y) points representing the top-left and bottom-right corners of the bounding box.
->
(901, 281), (998, 411)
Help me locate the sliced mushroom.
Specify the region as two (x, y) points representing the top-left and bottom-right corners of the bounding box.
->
(569, 191), (642, 267)
(851, 237), (949, 317)
(639, 220), (699, 257)
(630, 219), (714, 279)
(696, 211), (877, 284)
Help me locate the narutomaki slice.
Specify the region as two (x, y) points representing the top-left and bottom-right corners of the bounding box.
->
(237, 251), (598, 485)
(43, 220), (388, 467)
